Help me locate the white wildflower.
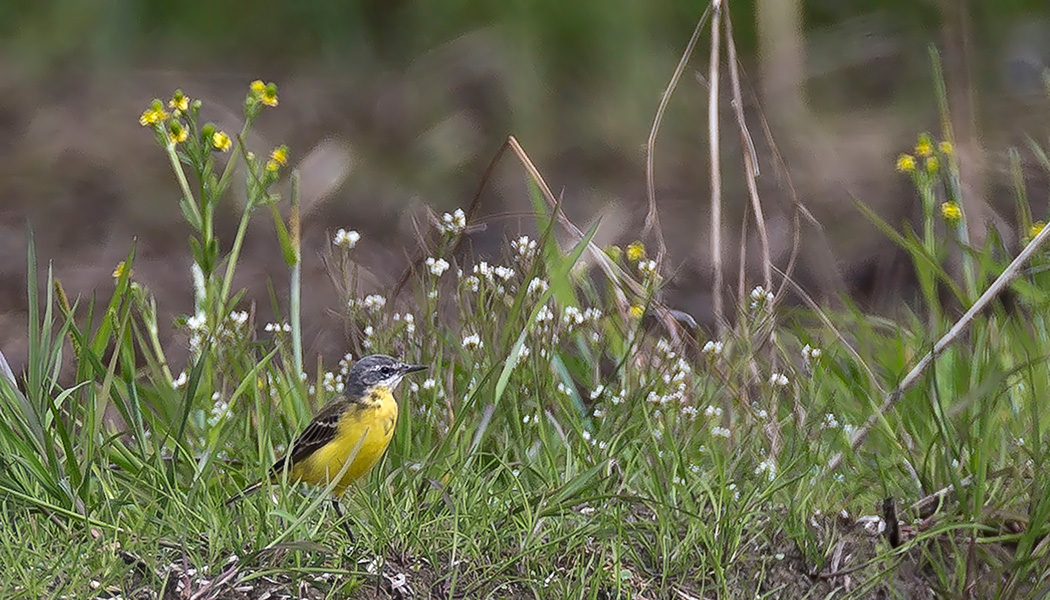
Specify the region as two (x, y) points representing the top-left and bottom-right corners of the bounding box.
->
(755, 457), (777, 481)
(440, 209), (467, 235)
(426, 257), (450, 277)
(769, 373), (789, 387)
(527, 278), (548, 295)
(511, 235), (538, 261)
(536, 305), (554, 322)
(462, 333), (483, 349)
(333, 229), (361, 249)
(702, 340), (724, 356)
(362, 294), (386, 312)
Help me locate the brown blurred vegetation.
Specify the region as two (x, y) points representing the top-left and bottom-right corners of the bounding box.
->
(1, 0), (1049, 374)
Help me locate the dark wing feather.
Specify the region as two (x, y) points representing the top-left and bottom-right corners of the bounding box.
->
(269, 399), (348, 475)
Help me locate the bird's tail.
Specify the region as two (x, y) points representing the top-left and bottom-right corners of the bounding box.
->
(225, 480), (264, 506)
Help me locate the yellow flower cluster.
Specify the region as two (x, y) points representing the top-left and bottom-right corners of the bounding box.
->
(139, 100), (169, 127)
(250, 80), (279, 107)
(896, 154), (916, 173)
(626, 241), (645, 262)
(212, 131), (232, 152)
(169, 90), (189, 113)
(896, 133), (953, 175)
(1030, 221), (1046, 241)
(915, 134), (933, 157)
(940, 201), (961, 223)
(266, 145), (289, 172)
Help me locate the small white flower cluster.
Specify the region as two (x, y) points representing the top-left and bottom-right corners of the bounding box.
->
(187, 310), (250, 356)
(802, 343), (822, 372)
(536, 305), (555, 323)
(264, 322), (291, 333)
(510, 235), (538, 262)
(363, 294), (386, 313)
(207, 392), (229, 427)
(755, 456), (777, 481)
(333, 228), (360, 249)
(769, 373), (790, 387)
(562, 305), (584, 328)
(462, 332), (483, 349)
(526, 277), (548, 296)
(440, 209), (467, 235)
(426, 257), (450, 277)
(511, 344), (531, 368)
(473, 261), (515, 282)
(820, 413), (840, 430)
(750, 285), (774, 308)
(323, 371), (345, 393)
(392, 312), (416, 334)
(702, 340), (724, 356)
(338, 353), (354, 376)
(186, 312), (208, 355)
(638, 259), (658, 277)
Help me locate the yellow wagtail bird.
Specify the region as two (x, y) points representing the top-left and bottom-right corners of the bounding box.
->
(226, 354), (425, 505)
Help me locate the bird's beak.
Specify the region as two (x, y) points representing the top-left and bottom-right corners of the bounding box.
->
(402, 363), (427, 374)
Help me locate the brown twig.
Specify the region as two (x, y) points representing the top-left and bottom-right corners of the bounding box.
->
(644, 5), (713, 265)
(724, 8), (771, 295)
(707, 0), (725, 337)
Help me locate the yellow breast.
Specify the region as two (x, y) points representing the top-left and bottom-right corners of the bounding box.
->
(290, 387), (399, 496)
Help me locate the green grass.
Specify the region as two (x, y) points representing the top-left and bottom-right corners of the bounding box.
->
(2, 83), (1050, 600)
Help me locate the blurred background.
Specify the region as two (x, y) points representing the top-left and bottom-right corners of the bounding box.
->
(1, 0), (1049, 373)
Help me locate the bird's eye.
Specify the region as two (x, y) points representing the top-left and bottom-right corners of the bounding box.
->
(379, 366), (394, 377)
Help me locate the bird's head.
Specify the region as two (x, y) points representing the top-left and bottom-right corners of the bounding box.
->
(347, 354), (426, 396)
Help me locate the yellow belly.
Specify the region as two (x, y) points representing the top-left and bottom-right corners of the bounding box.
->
(289, 390), (398, 496)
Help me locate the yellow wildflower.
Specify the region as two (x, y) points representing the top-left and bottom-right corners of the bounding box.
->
(915, 134), (933, 157)
(138, 100), (168, 127)
(112, 261), (132, 279)
(896, 154), (916, 173)
(168, 90), (189, 113)
(625, 241), (645, 262)
(925, 156), (939, 174)
(212, 131), (232, 152)
(250, 80), (279, 107)
(1030, 221), (1046, 241)
(167, 121), (188, 144)
(266, 145), (289, 172)
(628, 305), (644, 319)
(940, 201), (961, 223)
(939, 141), (953, 156)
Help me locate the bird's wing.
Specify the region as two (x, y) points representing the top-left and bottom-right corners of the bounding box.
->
(270, 400), (348, 474)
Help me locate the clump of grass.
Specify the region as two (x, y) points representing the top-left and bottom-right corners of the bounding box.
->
(2, 68), (1050, 598)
